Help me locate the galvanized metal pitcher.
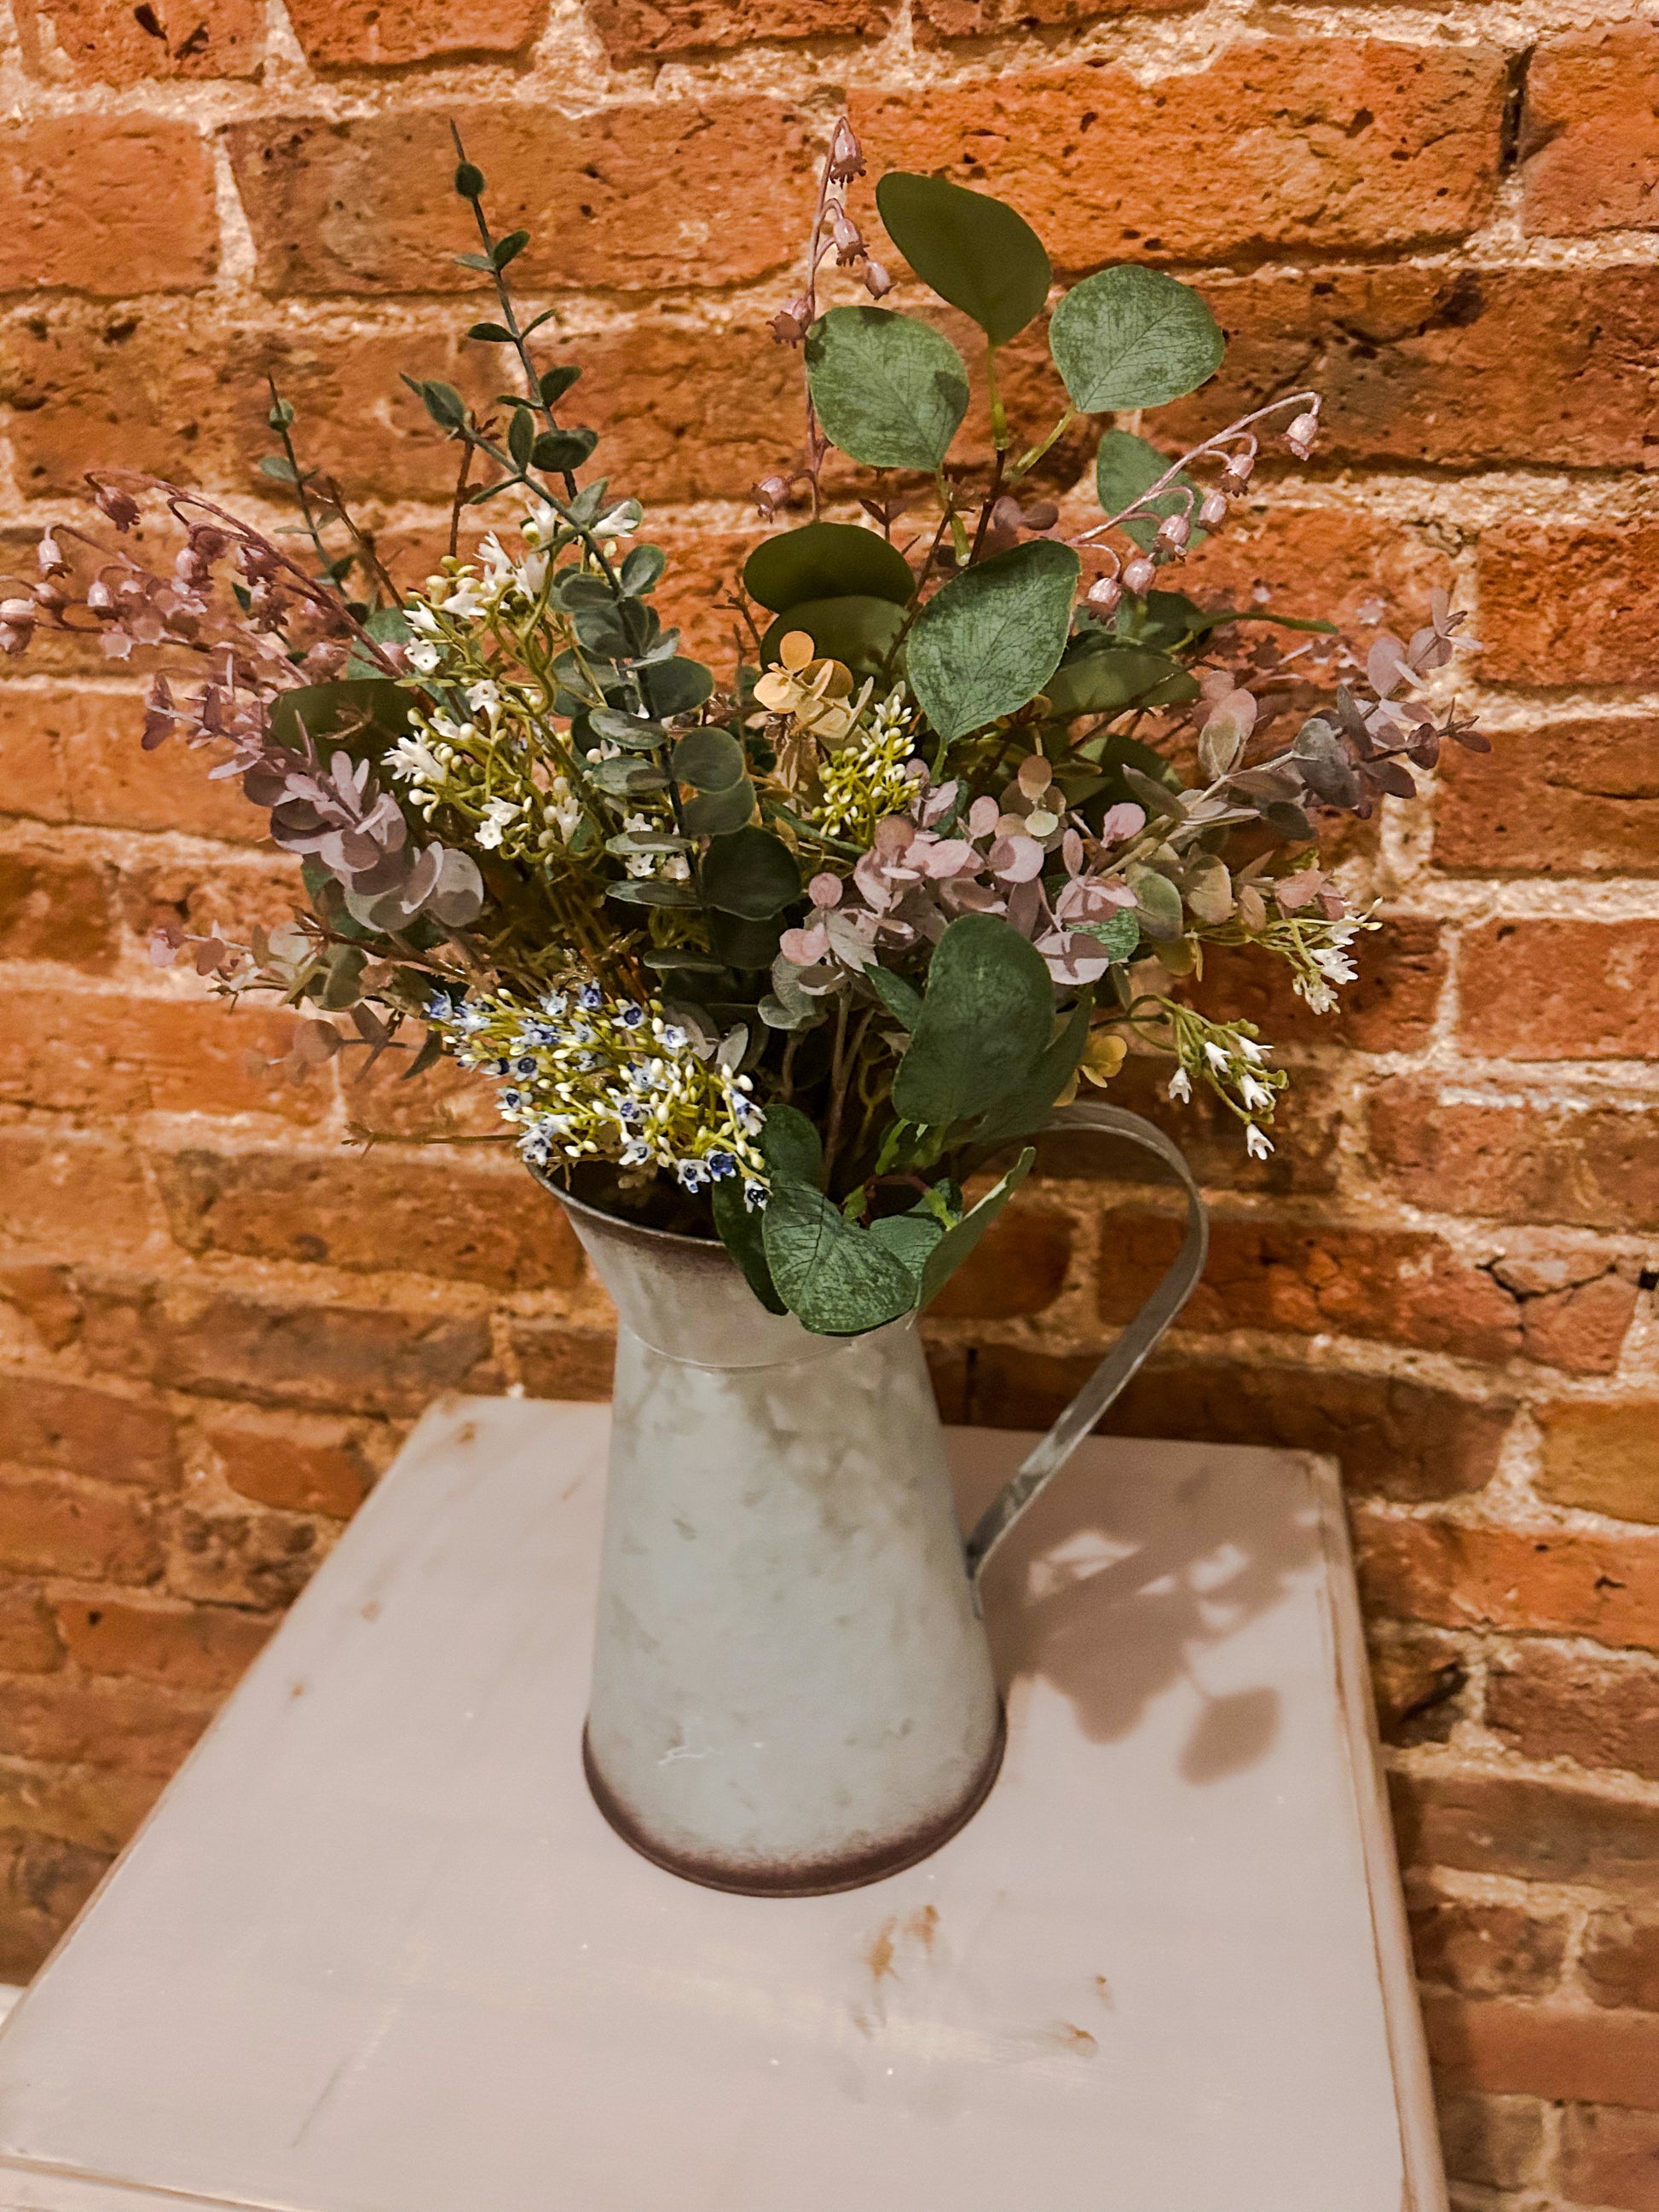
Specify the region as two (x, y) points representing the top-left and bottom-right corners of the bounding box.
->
(553, 1103), (1208, 1897)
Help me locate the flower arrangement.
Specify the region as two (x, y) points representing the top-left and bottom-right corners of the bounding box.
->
(7, 119), (1488, 1337)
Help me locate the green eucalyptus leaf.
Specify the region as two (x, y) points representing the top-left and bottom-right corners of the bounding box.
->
(680, 777), (755, 835)
(492, 229), (530, 270)
(762, 1180), (920, 1337)
(805, 307), (968, 472)
(864, 963), (924, 1031)
(1045, 643), (1189, 719)
(744, 522), (915, 613)
(893, 913), (1055, 1128)
(868, 1209), (945, 1278)
(259, 453), (299, 484)
(1074, 909), (1140, 963)
(758, 596), (906, 682)
(1095, 430), (1208, 557)
(874, 171), (1051, 345)
(620, 544), (668, 596)
(587, 757), (668, 796)
(605, 879), (702, 910)
(1049, 267), (1225, 413)
(539, 364), (581, 406)
(906, 540), (1079, 742)
(1128, 868), (1186, 942)
(712, 1179), (786, 1314)
(673, 726), (747, 793)
(702, 826), (801, 919)
(971, 994), (1093, 1147)
(760, 1102), (823, 1185)
(639, 656), (714, 719)
(269, 678), (412, 754)
(508, 407), (535, 470)
(919, 1148), (1035, 1308)
(709, 910), (783, 970)
(534, 426), (598, 474)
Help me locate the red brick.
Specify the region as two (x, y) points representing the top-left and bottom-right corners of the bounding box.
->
(1409, 1885), (1569, 1999)
(1039, 1054), (1342, 1198)
(223, 102), (822, 297)
(0, 118), (217, 294)
(0, 1587), (63, 1672)
(0, 1129), (156, 1262)
(0, 1467), (161, 1584)
(1160, 264), (1659, 472)
(0, 1828), (108, 1982)
(0, 987), (327, 1124)
(1516, 1270), (1642, 1378)
(0, 1677), (208, 1776)
(54, 1597), (271, 1692)
(323, 1035), (502, 1144)
(286, 0), (542, 65)
(0, 686), (260, 842)
(915, 0), (1185, 34)
(1369, 1626), (1471, 1747)
(154, 1146), (585, 1292)
(967, 1350), (1510, 1503)
(1098, 1210), (1521, 1362)
(1487, 1642), (1659, 1783)
(1189, 921), (1446, 1056)
(1176, 505), (1455, 638)
(852, 42), (1506, 265)
(168, 1501), (324, 1609)
(1519, 26), (1659, 238)
(1560, 2102), (1659, 2212)
(1479, 523), (1659, 688)
(1390, 1767), (1659, 1896)
(118, 850), (306, 953)
(0, 1757), (161, 1856)
(1354, 1512), (1659, 1655)
(0, 693), (67, 821)
(1434, 2090), (1546, 2194)
(929, 1203), (1071, 1320)
(1423, 1989), (1659, 2111)
(202, 1408), (376, 1518)
(650, 521), (772, 671)
(1583, 1911), (1659, 2015)
(510, 1321), (617, 1401)
(1460, 921), (1658, 1062)
(0, 842), (119, 969)
(0, 1372), (177, 1490)
(1435, 719), (1659, 878)
(1367, 1079), (1659, 1235)
(77, 1275), (497, 1418)
(13, 0), (261, 82)
(590, 0), (896, 58)
(1537, 1403), (1659, 1527)
(0, 1264), (83, 1354)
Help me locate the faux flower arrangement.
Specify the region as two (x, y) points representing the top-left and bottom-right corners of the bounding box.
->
(7, 119), (1487, 1337)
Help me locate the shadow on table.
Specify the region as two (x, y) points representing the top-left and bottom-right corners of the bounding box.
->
(979, 1445), (1326, 1782)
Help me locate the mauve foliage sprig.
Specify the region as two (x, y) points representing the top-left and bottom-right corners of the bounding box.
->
(3, 112), (1494, 1338)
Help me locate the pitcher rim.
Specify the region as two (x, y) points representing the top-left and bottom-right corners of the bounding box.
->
(532, 1167), (722, 1252)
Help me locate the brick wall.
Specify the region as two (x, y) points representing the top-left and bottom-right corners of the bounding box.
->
(0, 2), (1654, 2199)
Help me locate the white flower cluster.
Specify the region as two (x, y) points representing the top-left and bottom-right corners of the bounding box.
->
(809, 688), (924, 842)
(1162, 1005), (1286, 1158)
(426, 978), (768, 1202)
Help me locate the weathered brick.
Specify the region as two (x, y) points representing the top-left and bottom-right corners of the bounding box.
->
(0, 1587), (63, 1672)
(286, 0), (543, 66)
(118, 850), (306, 956)
(0, 1677), (209, 1776)
(223, 102), (821, 297)
(1099, 1211), (1523, 1363)
(54, 1596), (271, 1692)
(1479, 524), (1659, 688)
(852, 43), (1506, 263)
(0, 693), (68, 820)
(915, 0), (1185, 35)
(1039, 1055), (1342, 1197)
(1423, 1989), (1659, 2111)
(1515, 1268), (1642, 1378)
(1369, 1626), (1470, 1747)
(967, 1352), (1510, 1502)
(0, 1264), (84, 1354)
(1367, 1080), (1659, 1235)
(77, 1275), (498, 1418)
(0, 685), (261, 841)
(1518, 25), (1659, 238)
(1160, 264), (1659, 473)
(589, 0), (896, 59)
(1537, 1402), (1659, 1527)
(1583, 1910), (1659, 2016)
(1487, 1642), (1659, 1784)
(154, 1146), (584, 1292)
(650, 521), (772, 669)
(0, 1129), (156, 1262)
(1435, 719), (1659, 879)
(0, 1828), (108, 1982)
(1390, 1767), (1659, 1897)
(1354, 1512), (1659, 1655)
(1560, 2101), (1659, 2212)
(929, 1203), (1071, 1320)
(202, 1407), (376, 1518)
(510, 1320), (617, 1402)
(1176, 505), (1455, 638)
(1409, 1884), (1569, 1999)
(1189, 921), (1446, 1056)
(0, 843), (119, 969)
(0, 987), (327, 1124)
(1460, 921), (1658, 1062)
(168, 1502), (325, 1609)
(0, 1372), (178, 1490)
(0, 118), (217, 294)
(13, 0), (261, 83)
(1434, 2089), (1546, 2194)
(0, 1467), (161, 1585)
(0, 1754), (162, 1856)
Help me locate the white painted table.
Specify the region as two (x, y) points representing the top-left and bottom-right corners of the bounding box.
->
(0, 1400), (1445, 2212)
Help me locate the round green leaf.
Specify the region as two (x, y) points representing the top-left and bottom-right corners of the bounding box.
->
(758, 595), (906, 682)
(892, 913), (1056, 1129)
(805, 307), (969, 472)
(639, 656), (714, 719)
(672, 726), (747, 792)
(1045, 643), (1188, 719)
(874, 171), (1051, 346)
(702, 826), (801, 919)
(743, 523), (915, 613)
(906, 540), (1080, 743)
(1095, 429), (1209, 556)
(761, 1180), (920, 1337)
(1049, 267), (1225, 413)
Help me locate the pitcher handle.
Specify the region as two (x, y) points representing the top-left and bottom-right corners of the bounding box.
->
(962, 1101), (1210, 1585)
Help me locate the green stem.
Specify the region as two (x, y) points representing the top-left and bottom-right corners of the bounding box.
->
(984, 341), (1009, 453)
(1007, 405), (1075, 486)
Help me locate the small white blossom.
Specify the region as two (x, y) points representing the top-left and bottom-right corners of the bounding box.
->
(1246, 1125), (1275, 1160)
